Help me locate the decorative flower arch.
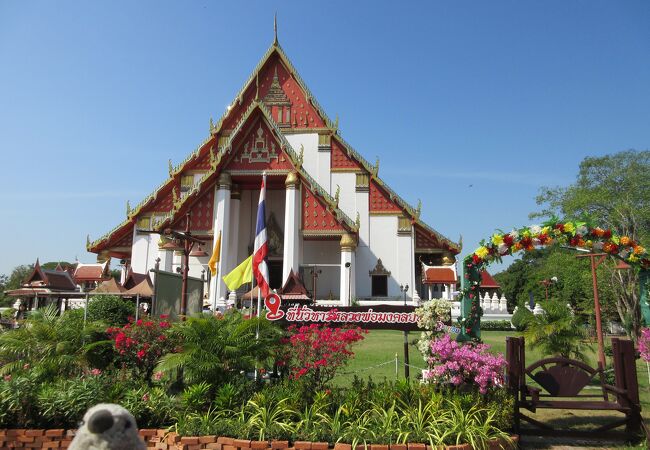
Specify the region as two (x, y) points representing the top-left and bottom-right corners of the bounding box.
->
(457, 218), (650, 341)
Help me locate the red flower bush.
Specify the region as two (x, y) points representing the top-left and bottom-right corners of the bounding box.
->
(107, 315), (175, 381)
(282, 324), (366, 391)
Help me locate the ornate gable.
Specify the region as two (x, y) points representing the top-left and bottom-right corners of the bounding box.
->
(221, 52), (326, 132)
(369, 180), (401, 214)
(224, 118), (294, 172)
(302, 181), (346, 235)
(331, 137), (363, 171)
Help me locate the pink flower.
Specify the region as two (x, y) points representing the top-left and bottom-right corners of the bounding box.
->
(3, 375), (11, 382)
(90, 368), (102, 376)
(153, 371), (163, 381)
(23, 363), (30, 370)
(142, 393), (150, 402)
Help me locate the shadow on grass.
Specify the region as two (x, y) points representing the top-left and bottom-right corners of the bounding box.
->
(518, 410), (647, 448)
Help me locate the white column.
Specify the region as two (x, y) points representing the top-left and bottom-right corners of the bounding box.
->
(282, 171), (301, 285)
(228, 186), (241, 277)
(159, 248), (173, 272)
(396, 221), (413, 301)
(340, 233), (357, 306)
(209, 173), (231, 310)
(428, 285), (433, 300)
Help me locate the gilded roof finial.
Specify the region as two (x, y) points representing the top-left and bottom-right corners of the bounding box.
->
(255, 72), (260, 100)
(126, 200), (131, 217)
(334, 184), (340, 207)
(372, 157), (380, 177)
(297, 144), (304, 169)
(86, 234), (91, 248)
(355, 212), (361, 230)
(458, 234), (463, 251)
(168, 159), (174, 177)
(416, 199), (422, 219)
(273, 13), (278, 46)
(210, 117), (215, 135)
(334, 114), (339, 131)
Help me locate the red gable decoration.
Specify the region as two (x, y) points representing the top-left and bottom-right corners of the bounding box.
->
(302, 182), (346, 233)
(369, 180), (401, 213)
(224, 119), (294, 172)
(331, 138), (362, 170)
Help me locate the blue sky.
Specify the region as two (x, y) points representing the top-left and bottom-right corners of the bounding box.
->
(1, 1), (649, 276)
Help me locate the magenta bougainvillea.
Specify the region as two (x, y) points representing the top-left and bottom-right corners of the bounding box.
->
(639, 328), (650, 362)
(422, 334), (506, 394)
(282, 324), (366, 391)
(107, 316), (174, 381)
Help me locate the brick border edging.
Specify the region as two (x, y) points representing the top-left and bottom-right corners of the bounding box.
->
(0, 429), (519, 450)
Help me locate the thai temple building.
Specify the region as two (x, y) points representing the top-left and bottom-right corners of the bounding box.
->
(87, 32), (461, 310)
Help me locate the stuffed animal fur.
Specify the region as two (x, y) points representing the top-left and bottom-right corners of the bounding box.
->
(69, 403), (146, 450)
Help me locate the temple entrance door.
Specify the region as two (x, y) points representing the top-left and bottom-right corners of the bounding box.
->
(268, 260), (283, 290)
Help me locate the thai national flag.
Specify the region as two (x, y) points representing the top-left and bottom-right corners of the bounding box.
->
(253, 174), (270, 297)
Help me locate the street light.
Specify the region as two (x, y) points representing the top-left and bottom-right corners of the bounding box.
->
(539, 276), (558, 301)
(400, 284), (410, 379)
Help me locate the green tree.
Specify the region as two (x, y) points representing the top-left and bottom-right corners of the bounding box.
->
(533, 150), (650, 340)
(523, 301), (591, 361)
(0, 265), (34, 307)
(86, 295), (134, 326)
(155, 311), (283, 385)
(0, 305), (109, 380)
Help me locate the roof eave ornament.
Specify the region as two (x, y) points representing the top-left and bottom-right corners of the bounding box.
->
(273, 13), (279, 46)
(168, 159), (174, 178)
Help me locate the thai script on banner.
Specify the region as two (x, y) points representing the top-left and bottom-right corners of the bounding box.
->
(283, 305), (418, 325)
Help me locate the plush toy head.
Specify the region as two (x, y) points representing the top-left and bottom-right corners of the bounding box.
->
(69, 403), (146, 450)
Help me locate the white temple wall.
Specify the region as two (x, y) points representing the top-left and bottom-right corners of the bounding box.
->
(396, 227), (415, 301)
(354, 245), (374, 298)
(131, 230), (159, 276)
(302, 240), (340, 299)
(367, 215), (402, 298)
(285, 133), (329, 192)
(330, 172), (356, 221)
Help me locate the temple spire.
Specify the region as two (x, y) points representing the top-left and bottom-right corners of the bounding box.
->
(274, 13), (278, 46)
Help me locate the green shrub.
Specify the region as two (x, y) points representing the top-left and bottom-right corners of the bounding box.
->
(37, 374), (114, 428)
(87, 295), (135, 326)
(0, 373), (40, 427)
(511, 306), (533, 331)
(120, 385), (177, 428)
(480, 320), (513, 331)
(182, 381), (212, 412)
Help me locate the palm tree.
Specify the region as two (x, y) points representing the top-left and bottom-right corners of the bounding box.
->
(155, 311), (283, 385)
(0, 304), (109, 379)
(523, 300), (590, 361)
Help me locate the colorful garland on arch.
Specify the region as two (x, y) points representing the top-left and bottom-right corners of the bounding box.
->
(458, 218), (650, 339)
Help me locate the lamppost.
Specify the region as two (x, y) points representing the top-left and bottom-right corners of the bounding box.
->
(162, 212), (205, 318)
(539, 276), (558, 301)
(575, 251), (608, 370)
(400, 284), (410, 379)
(310, 267), (322, 303)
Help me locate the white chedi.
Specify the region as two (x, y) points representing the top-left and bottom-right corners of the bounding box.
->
(490, 292), (500, 312)
(69, 404), (146, 450)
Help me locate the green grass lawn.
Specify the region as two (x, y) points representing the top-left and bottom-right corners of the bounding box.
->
(334, 329), (650, 440)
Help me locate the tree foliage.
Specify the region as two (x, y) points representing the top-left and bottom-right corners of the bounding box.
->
(86, 295), (135, 326)
(155, 311), (283, 385)
(494, 248), (617, 323)
(532, 150), (650, 339)
(523, 301), (590, 361)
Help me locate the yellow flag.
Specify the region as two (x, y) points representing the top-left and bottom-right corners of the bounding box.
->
(208, 231), (221, 276)
(223, 255), (253, 291)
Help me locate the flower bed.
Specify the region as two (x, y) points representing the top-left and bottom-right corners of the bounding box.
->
(0, 429), (519, 450)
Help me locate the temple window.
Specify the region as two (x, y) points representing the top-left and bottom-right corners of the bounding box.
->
(137, 216), (151, 230)
(369, 258), (391, 298)
(180, 175), (194, 194)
